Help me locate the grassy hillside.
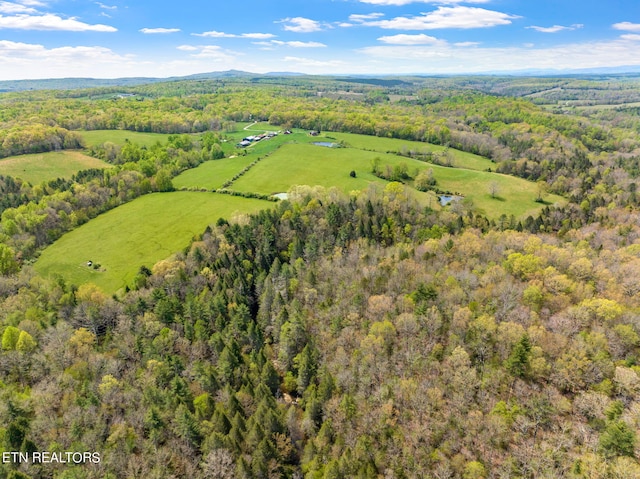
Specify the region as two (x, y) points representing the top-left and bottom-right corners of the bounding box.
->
(230, 142), (563, 219)
(79, 130), (173, 147)
(327, 131), (495, 171)
(416, 162), (564, 218)
(34, 192), (272, 292)
(231, 142), (410, 193)
(0, 150), (111, 184)
(173, 156), (257, 190)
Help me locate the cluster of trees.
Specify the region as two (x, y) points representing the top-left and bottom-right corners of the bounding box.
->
(0, 125), (83, 158)
(0, 188), (640, 477)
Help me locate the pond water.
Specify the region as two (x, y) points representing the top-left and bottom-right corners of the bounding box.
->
(439, 195), (462, 206)
(273, 193), (288, 200)
(313, 142), (339, 148)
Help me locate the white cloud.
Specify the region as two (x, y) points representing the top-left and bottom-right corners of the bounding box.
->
(620, 34), (640, 41)
(0, 13), (117, 31)
(527, 24), (583, 33)
(17, 0), (45, 6)
(197, 30), (234, 38)
(256, 40), (326, 48)
(378, 33), (445, 45)
(349, 13), (384, 22)
(0, 40), (133, 78)
(241, 33), (275, 39)
(140, 27), (180, 34)
(190, 45), (237, 61)
(283, 56), (346, 67)
(613, 22), (640, 32)
(193, 30), (275, 39)
(0, 40), (124, 60)
(96, 2), (116, 10)
(454, 41), (479, 47)
(177, 44), (198, 51)
(363, 6), (519, 30)
(193, 30), (231, 38)
(360, 0), (489, 4)
(357, 37), (640, 74)
(279, 17), (323, 33)
(0, 2), (37, 14)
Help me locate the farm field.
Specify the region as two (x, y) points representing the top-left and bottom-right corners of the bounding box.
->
(79, 130), (173, 147)
(0, 150), (111, 184)
(173, 128), (314, 190)
(231, 142), (563, 219)
(417, 162), (565, 219)
(231, 142), (418, 194)
(173, 155), (257, 190)
(33, 191), (272, 293)
(327, 131), (496, 171)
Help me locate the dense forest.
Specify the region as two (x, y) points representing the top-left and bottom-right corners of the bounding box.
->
(1, 75), (640, 478)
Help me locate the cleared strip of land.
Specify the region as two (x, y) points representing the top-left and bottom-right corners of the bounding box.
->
(79, 130), (173, 148)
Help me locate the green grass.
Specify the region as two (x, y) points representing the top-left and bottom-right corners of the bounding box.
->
(0, 150), (111, 184)
(34, 192), (272, 293)
(231, 142), (563, 219)
(79, 130), (173, 148)
(231, 143), (409, 194)
(173, 156), (257, 190)
(173, 129), (314, 190)
(416, 163), (564, 219)
(327, 132), (496, 171)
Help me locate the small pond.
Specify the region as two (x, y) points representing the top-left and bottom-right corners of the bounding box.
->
(439, 195), (463, 206)
(313, 142), (339, 148)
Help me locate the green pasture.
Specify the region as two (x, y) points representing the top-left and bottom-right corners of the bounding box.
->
(34, 192), (272, 293)
(231, 143), (408, 195)
(418, 163), (565, 219)
(174, 129), (313, 190)
(327, 132), (495, 171)
(231, 142), (563, 219)
(0, 150), (111, 184)
(79, 130), (173, 148)
(173, 156), (257, 190)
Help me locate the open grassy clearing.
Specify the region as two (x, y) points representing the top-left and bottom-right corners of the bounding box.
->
(231, 142), (563, 219)
(231, 142), (410, 194)
(0, 150), (111, 184)
(327, 131), (495, 171)
(242, 125), (494, 171)
(173, 156), (257, 190)
(79, 130), (173, 148)
(174, 129), (314, 190)
(416, 162), (565, 219)
(34, 192), (272, 293)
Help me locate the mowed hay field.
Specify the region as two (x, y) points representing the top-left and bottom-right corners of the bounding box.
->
(79, 130), (173, 148)
(231, 143), (407, 194)
(327, 132), (496, 171)
(34, 192), (273, 293)
(231, 142), (563, 219)
(0, 151), (111, 184)
(173, 155), (257, 190)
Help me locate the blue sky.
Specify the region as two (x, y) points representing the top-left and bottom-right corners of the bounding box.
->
(1, 0), (640, 80)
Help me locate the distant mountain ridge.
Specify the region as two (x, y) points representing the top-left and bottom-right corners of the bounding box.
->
(3, 67), (640, 92)
(0, 70), (306, 92)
